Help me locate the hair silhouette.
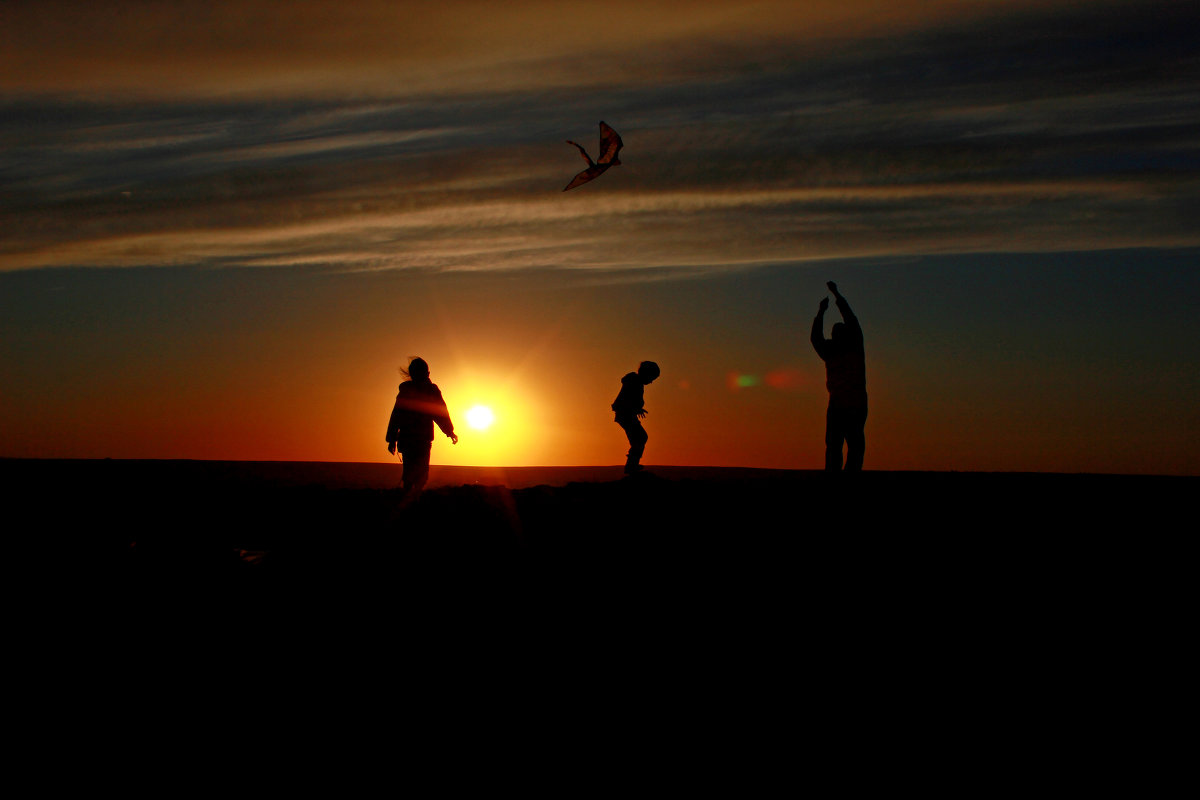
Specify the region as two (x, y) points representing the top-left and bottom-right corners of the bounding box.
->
(401, 356), (430, 382)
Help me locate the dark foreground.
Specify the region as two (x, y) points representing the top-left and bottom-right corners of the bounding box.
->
(9, 460), (1190, 594)
(10, 459), (1190, 766)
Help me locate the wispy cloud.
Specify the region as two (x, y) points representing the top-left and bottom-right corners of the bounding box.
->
(6, 177), (1192, 273)
(1, 0), (1073, 99)
(3, 0), (1197, 274)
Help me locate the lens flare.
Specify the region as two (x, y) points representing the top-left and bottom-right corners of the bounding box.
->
(728, 371), (761, 390)
(765, 368), (805, 390)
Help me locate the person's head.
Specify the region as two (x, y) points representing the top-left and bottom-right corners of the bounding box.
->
(638, 360), (660, 384)
(831, 323), (847, 344)
(402, 357), (430, 382)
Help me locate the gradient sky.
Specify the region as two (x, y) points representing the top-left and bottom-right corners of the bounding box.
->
(2, 0), (1198, 474)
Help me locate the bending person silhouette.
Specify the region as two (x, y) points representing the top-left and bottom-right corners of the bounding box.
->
(612, 361), (660, 475)
(386, 357), (457, 494)
(811, 282), (867, 472)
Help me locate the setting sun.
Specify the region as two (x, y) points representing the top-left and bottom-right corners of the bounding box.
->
(466, 405), (495, 431)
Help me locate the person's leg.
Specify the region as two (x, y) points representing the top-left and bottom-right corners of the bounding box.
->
(410, 442), (432, 492)
(844, 407), (868, 472)
(825, 406), (844, 472)
(401, 448), (416, 491)
(401, 443), (432, 492)
(619, 418), (648, 472)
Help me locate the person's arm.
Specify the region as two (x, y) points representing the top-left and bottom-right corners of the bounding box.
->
(827, 281), (860, 332)
(431, 389), (458, 444)
(811, 297), (829, 354)
(386, 400), (400, 453)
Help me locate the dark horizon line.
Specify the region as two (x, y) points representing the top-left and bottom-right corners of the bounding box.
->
(0, 456), (1193, 480)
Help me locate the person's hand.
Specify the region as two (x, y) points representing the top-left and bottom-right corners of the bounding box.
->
(826, 281), (839, 295)
(819, 297), (830, 312)
(637, 409), (647, 419)
(388, 441), (396, 455)
(450, 433), (459, 445)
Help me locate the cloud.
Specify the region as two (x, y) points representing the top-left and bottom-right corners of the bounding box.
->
(0, 0), (1147, 99)
(6, 176), (1194, 274)
(3, 0), (1198, 274)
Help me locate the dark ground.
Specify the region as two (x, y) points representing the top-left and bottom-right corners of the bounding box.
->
(7, 459), (1189, 769)
(8, 459), (1190, 600)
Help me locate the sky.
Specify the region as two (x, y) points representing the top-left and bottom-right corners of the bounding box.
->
(2, 0), (1198, 474)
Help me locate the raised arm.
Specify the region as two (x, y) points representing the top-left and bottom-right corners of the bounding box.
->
(811, 296), (829, 355)
(827, 281), (860, 333)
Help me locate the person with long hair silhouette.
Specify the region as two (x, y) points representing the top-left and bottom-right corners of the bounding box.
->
(386, 357), (457, 494)
(612, 361), (660, 475)
(812, 282), (867, 472)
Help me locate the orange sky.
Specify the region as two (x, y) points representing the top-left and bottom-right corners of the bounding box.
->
(4, 252), (1196, 474)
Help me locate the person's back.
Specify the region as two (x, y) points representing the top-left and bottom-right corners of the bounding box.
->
(612, 371), (645, 421)
(390, 379), (452, 447)
(814, 319), (866, 410)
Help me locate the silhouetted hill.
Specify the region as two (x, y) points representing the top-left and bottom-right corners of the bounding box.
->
(6, 460), (1190, 594)
(11, 458), (1189, 728)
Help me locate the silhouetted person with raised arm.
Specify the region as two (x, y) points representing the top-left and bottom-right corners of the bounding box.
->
(386, 357), (457, 495)
(812, 282), (867, 473)
(612, 361), (660, 475)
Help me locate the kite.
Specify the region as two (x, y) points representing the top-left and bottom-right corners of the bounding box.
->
(563, 121), (623, 191)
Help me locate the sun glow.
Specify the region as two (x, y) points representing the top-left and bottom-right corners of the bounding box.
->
(435, 368), (548, 467)
(466, 405), (495, 430)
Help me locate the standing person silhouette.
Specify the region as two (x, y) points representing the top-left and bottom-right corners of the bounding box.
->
(386, 357), (457, 494)
(612, 361), (660, 475)
(812, 282), (867, 473)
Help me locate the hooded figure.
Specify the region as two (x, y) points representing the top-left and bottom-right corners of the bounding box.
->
(386, 358), (456, 493)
